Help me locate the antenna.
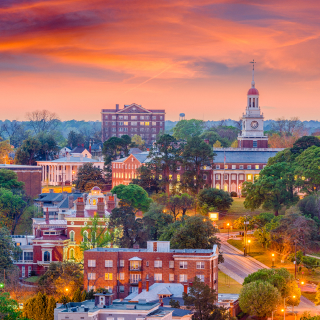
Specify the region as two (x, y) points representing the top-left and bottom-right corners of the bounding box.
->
(249, 59), (256, 87)
(249, 59), (256, 70)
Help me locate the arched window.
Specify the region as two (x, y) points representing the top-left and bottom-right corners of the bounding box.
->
(69, 249), (74, 259)
(70, 231), (75, 242)
(44, 251), (50, 262)
(83, 231), (88, 242)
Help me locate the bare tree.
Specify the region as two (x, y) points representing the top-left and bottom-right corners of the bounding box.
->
(26, 110), (60, 135)
(271, 117), (306, 136)
(1, 120), (28, 147)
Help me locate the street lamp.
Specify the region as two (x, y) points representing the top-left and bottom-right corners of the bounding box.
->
(272, 253), (275, 268)
(282, 295), (296, 320)
(248, 239), (251, 254)
(227, 223), (230, 239)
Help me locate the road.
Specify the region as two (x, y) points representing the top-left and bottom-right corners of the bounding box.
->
(218, 232), (320, 313)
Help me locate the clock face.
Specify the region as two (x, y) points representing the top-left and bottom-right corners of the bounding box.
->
(251, 121), (259, 129)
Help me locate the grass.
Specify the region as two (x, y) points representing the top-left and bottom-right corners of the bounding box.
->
(24, 276), (39, 283)
(218, 270), (242, 294)
(302, 292), (317, 303)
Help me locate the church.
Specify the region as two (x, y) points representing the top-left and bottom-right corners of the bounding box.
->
(211, 62), (283, 194)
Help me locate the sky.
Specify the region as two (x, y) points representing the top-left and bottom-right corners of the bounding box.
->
(1, 0), (320, 121)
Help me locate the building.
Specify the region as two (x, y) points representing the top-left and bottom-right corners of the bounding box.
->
(37, 155), (104, 186)
(0, 164), (42, 197)
(101, 103), (165, 145)
(13, 186), (117, 277)
(54, 292), (192, 320)
(238, 62), (268, 148)
(83, 241), (219, 299)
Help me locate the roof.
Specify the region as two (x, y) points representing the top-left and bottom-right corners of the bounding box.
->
(159, 307), (192, 317)
(128, 256), (143, 261)
(0, 164), (42, 170)
(213, 149), (280, 164)
(37, 156), (102, 163)
(71, 146), (87, 153)
(129, 148), (143, 154)
(247, 87), (259, 95)
(112, 152), (149, 164)
(87, 247), (215, 254)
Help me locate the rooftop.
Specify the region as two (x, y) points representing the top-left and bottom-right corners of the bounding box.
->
(37, 156), (103, 163)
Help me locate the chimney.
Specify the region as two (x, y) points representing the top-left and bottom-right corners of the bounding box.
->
(138, 280), (142, 294)
(67, 152), (70, 161)
(97, 197), (105, 217)
(82, 144), (84, 147)
(146, 280), (149, 292)
(36, 226), (41, 238)
(116, 104), (119, 111)
(62, 191), (68, 199)
(46, 207), (49, 224)
(68, 195), (74, 209)
(80, 154), (84, 161)
(76, 197), (85, 217)
(183, 284), (188, 294)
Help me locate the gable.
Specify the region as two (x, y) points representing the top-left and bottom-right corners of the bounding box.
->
(118, 103), (151, 114)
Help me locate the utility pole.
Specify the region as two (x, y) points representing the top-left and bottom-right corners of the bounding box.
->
(294, 239), (297, 279)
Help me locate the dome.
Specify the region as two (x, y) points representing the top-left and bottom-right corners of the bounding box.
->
(91, 186), (101, 191)
(247, 87), (259, 95)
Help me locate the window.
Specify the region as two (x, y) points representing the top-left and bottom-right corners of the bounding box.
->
(203, 174), (207, 180)
(88, 273), (96, 280)
(231, 174), (236, 180)
(112, 121), (116, 125)
(22, 267), (25, 278)
(224, 165), (228, 169)
(196, 274), (204, 282)
(124, 116), (128, 120)
(253, 141), (257, 148)
(131, 116), (137, 120)
(177, 174), (180, 182)
(28, 266), (31, 277)
(119, 273), (124, 280)
(119, 127), (124, 132)
(159, 175), (162, 180)
(107, 317), (114, 320)
(119, 122), (123, 126)
(140, 122), (145, 125)
(169, 274), (174, 281)
(239, 174), (244, 180)
(124, 122), (128, 126)
(160, 116), (163, 120)
(145, 122), (150, 126)
(255, 165), (259, 170)
(105, 273), (113, 280)
(154, 273), (162, 281)
(179, 274), (187, 282)
(169, 174), (172, 180)
(216, 165), (220, 169)
(88, 285), (95, 291)
(224, 174), (228, 180)
(247, 174), (252, 180)
(119, 116), (123, 120)
(169, 261), (174, 268)
(179, 261), (188, 269)
(83, 231), (89, 242)
(140, 116), (145, 120)
(112, 116), (116, 119)
(215, 174), (220, 180)
(119, 286), (125, 293)
(146, 261), (149, 267)
(69, 249), (74, 259)
(131, 122), (137, 126)
(112, 127), (116, 132)
(239, 165), (244, 169)
(247, 165), (251, 169)
(154, 260), (162, 268)
(24, 252), (33, 261)
(152, 122), (156, 126)
(196, 261), (205, 269)
(105, 260), (113, 267)
(44, 251), (50, 262)
(88, 259), (96, 267)
(232, 165), (236, 169)
(152, 116), (157, 120)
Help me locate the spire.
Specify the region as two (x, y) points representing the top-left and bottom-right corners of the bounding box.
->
(250, 59), (256, 88)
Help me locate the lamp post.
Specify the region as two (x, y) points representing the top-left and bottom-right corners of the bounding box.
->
(248, 239), (251, 254)
(272, 253), (275, 268)
(238, 185), (241, 198)
(227, 223), (230, 239)
(281, 295), (296, 320)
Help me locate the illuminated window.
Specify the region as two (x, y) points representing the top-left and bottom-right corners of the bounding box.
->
(69, 249), (74, 259)
(255, 165), (259, 170)
(129, 173), (131, 179)
(124, 122), (128, 125)
(194, 176), (196, 180)
(69, 231), (75, 241)
(159, 175), (162, 180)
(224, 165), (228, 169)
(247, 174), (252, 180)
(254, 174), (259, 180)
(140, 122), (145, 125)
(105, 273), (113, 280)
(177, 174), (180, 182)
(145, 122), (150, 126)
(216, 184), (220, 189)
(169, 174), (172, 180)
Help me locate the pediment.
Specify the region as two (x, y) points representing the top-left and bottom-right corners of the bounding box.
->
(118, 103), (151, 114)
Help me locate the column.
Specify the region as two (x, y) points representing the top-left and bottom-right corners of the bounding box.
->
(236, 172), (239, 195)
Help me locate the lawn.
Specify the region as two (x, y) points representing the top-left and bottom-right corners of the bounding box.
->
(218, 270), (242, 294)
(24, 276), (40, 283)
(302, 292), (317, 303)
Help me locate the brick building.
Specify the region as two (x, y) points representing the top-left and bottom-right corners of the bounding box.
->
(83, 241), (219, 299)
(101, 103), (165, 145)
(0, 165), (42, 197)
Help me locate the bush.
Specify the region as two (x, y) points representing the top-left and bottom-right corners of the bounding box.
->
(230, 191), (237, 197)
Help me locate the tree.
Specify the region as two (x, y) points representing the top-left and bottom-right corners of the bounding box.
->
(111, 184), (152, 212)
(72, 289), (82, 302)
(67, 130), (85, 149)
(1, 120), (29, 148)
(243, 162), (298, 216)
(132, 165), (163, 195)
(197, 188), (233, 212)
(200, 130), (229, 147)
(131, 134), (145, 149)
(298, 193), (320, 220)
(183, 277), (230, 320)
(169, 299), (180, 309)
(181, 136), (215, 194)
(80, 213), (112, 254)
(230, 140), (238, 148)
(0, 292), (27, 320)
(232, 216), (255, 230)
(142, 202), (173, 240)
(73, 163), (105, 192)
(0, 169), (24, 192)
(15, 137), (41, 165)
(315, 283), (320, 306)
(0, 188), (28, 234)
(239, 280), (280, 318)
(169, 216), (221, 252)
(212, 141), (222, 148)
(38, 262), (83, 296)
(109, 204), (148, 248)
(301, 256), (319, 273)
(46, 296), (56, 320)
(26, 110), (60, 135)
(173, 119), (205, 140)
(0, 140), (12, 164)
(290, 136), (320, 155)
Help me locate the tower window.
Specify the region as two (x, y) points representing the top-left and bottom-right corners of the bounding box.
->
(253, 141), (257, 148)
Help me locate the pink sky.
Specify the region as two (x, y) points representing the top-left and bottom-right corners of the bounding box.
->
(1, 0), (320, 121)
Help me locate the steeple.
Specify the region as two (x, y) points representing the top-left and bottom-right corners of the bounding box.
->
(250, 59), (256, 88)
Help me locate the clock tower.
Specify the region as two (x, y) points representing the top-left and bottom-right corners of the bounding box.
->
(238, 61), (268, 148)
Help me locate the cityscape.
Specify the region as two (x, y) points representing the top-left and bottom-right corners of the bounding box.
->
(1, 1), (320, 320)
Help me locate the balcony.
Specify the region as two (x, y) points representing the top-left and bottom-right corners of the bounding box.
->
(129, 279), (141, 285)
(129, 265), (142, 271)
(37, 260), (51, 265)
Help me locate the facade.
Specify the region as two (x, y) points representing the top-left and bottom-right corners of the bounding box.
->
(83, 241), (219, 299)
(37, 155), (104, 186)
(211, 148), (283, 193)
(0, 164), (42, 197)
(54, 293), (192, 320)
(238, 64), (268, 148)
(13, 186), (117, 277)
(101, 103), (165, 145)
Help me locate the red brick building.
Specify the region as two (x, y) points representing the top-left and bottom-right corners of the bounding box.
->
(101, 103), (165, 145)
(83, 241), (219, 299)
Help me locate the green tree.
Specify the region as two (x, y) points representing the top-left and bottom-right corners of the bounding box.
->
(183, 276), (230, 320)
(0, 169), (24, 192)
(142, 202), (173, 240)
(67, 130), (85, 149)
(0, 189), (27, 234)
(131, 134), (145, 149)
(301, 256), (319, 273)
(0, 292), (28, 320)
(232, 216), (255, 230)
(109, 204), (148, 248)
(181, 136), (215, 194)
(72, 289), (82, 302)
(73, 163), (105, 192)
(243, 162), (298, 216)
(290, 136), (320, 155)
(80, 213), (112, 253)
(111, 184), (152, 212)
(212, 140), (222, 148)
(197, 188), (233, 212)
(132, 165), (163, 195)
(239, 280), (280, 319)
(173, 119), (205, 140)
(315, 283), (320, 306)
(15, 137), (41, 165)
(200, 130), (229, 148)
(169, 299), (180, 309)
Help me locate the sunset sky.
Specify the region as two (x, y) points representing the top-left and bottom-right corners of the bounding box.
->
(1, 0), (320, 121)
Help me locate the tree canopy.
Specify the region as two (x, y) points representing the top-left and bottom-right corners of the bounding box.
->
(173, 119), (205, 140)
(197, 188), (233, 212)
(73, 163), (105, 192)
